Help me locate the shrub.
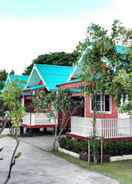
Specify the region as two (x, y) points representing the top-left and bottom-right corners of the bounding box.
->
(59, 137), (132, 157)
(59, 137), (100, 154)
(104, 141), (132, 156)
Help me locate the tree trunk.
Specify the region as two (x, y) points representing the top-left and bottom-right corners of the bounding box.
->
(92, 93), (97, 164)
(53, 115), (69, 151)
(53, 116), (58, 151)
(100, 137), (103, 164)
(88, 139), (91, 166)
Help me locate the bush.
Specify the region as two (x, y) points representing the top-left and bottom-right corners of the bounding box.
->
(59, 137), (86, 153)
(104, 141), (132, 156)
(59, 137), (100, 154)
(59, 137), (132, 157)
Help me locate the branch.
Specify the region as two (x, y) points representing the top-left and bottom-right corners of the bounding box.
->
(4, 130), (20, 184)
(57, 103), (83, 139)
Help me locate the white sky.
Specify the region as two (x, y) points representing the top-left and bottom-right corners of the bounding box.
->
(0, 0), (132, 74)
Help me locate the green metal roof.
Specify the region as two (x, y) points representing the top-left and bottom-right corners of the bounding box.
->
(34, 64), (74, 91)
(9, 74), (28, 82)
(69, 45), (130, 79)
(3, 74), (28, 91)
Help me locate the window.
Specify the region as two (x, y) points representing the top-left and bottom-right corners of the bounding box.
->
(91, 94), (111, 112)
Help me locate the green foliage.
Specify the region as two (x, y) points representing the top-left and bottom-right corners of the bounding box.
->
(113, 70), (132, 112)
(59, 137), (99, 154)
(33, 89), (75, 150)
(0, 69), (8, 90)
(74, 20), (132, 111)
(1, 82), (25, 128)
(24, 52), (78, 75)
(10, 107), (25, 128)
(0, 96), (8, 116)
(104, 141), (132, 156)
(2, 83), (22, 109)
(59, 137), (87, 153)
(9, 70), (15, 75)
(59, 137), (132, 157)
(79, 24), (113, 94)
(73, 20), (132, 163)
(33, 89), (73, 118)
(32, 91), (51, 113)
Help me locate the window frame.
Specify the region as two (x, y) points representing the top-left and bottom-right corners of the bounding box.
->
(90, 94), (112, 113)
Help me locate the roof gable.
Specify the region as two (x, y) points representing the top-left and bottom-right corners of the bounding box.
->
(25, 67), (45, 89)
(69, 45), (129, 80)
(25, 64), (74, 91)
(3, 74), (28, 91)
(35, 64), (74, 91)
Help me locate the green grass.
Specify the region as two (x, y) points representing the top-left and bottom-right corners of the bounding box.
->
(53, 151), (132, 184)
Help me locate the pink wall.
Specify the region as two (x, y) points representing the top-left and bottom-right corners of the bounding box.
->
(59, 81), (118, 119)
(84, 95), (118, 119)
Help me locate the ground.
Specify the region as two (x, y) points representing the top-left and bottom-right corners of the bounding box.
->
(0, 135), (119, 184)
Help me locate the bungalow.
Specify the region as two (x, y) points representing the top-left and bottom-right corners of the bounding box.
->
(22, 64), (74, 133)
(2, 73), (28, 92)
(58, 46), (132, 140)
(3, 46), (132, 139)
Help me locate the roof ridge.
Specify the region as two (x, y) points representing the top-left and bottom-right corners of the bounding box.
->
(10, 74), (28, 77)
(34, 63), (73, 68)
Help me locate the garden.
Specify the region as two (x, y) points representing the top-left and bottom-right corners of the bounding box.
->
(59, 136), (132, 161)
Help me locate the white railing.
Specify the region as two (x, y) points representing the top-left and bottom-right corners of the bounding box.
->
(97, 119), (118, 138)
(117, 118), (132, 137)
(70, 116), (132, 139)
(22, 113), (31, 125)
(22, 113), (55, 126)
(71, 116), (93, 137)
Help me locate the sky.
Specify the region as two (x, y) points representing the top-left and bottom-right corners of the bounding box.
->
(0, 0), (132, 74)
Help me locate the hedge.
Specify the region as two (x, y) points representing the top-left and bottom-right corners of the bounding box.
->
(59, 136), (132, 156)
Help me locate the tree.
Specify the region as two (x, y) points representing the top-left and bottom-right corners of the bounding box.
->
(9, 70), (15, 75)
(0, 70), (8, 90)
(24, 52), (78, 75)
(76, 20), (132, 163)
(113, 70), (132, 114)
(0, 96), (8, 117)
(1, 82), (25, 184)
(33, 89), (82, 150)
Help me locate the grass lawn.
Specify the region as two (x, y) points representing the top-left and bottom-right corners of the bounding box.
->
(53, 151), (132, 184)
